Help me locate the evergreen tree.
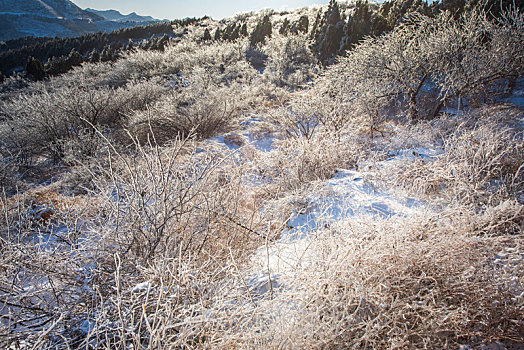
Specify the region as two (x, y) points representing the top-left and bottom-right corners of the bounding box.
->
(152, 34), (169, 51)
(67, 48), (83, 67)
(214, 28), (222, 41)
(315, 0), (344, 63)
(230, 24), (241, 40)
(280, 18), (290, 35)
(296, 15), (309, 34)
(89, 49), (100, 63)
(310, 11), (323, 40)
(327, 0), (341, 25)
(125, 39), (135, 51)
(100, 45), (113, 62)
(250, 15), (272, 45)
(26, 56), (46, 81)
(240, 23), (248, 37)
(203, 28), (212, 41)
(45, 56), (62, 76)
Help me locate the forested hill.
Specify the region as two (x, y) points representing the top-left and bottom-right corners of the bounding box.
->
(0, 19), (202, 81)
(0, 0), (163, 41)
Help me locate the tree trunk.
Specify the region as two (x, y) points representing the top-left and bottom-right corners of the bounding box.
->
(408, 74), (427, 124)
(429, 99), (446, 120)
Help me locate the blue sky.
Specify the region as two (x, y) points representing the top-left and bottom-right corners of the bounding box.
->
(73, 0), (328, 20)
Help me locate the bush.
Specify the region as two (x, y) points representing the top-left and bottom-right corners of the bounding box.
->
(128, 77), (243, 144)
(262, 34), (318, 88)
(395, 107), (524, 207)
(327, 8), (524, 128)
(0, 77), (167, 163)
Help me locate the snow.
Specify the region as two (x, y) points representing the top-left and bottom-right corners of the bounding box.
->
(246, 147), (438, 293)
(207, 116), (279, 154)
(80, 319), (95, 334)
(132, 281), (151, 292)
(504, 77), (524, 109)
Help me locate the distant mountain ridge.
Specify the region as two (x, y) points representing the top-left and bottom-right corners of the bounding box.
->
(0, 0), (102, 21)
(0, 0), (165, 41)
(84, 8), (159, 23)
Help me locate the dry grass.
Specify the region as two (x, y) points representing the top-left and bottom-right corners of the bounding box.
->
(395, 116), (523, 207)
(182, 207), (523, 349)
(1, 7), (523, 349)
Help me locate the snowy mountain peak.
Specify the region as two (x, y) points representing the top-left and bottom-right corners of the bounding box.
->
(84, 8), (158, 23)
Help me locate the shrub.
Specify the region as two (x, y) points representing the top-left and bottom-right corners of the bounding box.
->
(0, 77), (167, 163)
(128, 77), (243, 144)
(262, 34), (318, 88)
(328, 8), (524, 127)
(396, 110), (524, 207)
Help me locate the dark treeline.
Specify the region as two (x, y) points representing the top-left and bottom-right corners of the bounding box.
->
(248, 0), (522, 64)
(0, 17), (207, 79)
(206, 0), (523, 66)
(308, 0), (524, 64)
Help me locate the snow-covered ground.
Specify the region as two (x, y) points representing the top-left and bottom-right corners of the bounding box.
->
(246, 146), (440, 295)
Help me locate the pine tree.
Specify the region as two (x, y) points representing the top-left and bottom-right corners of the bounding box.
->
(230, 24), (240, 41)
(26, 56), (46, 81)
(250, 15), (272, 45)
(100, 45), (113, 62)
(45, 56), (61, 76)
(326, 0), (341, 25)
(296, 15), (309, 34)
(67, 48), (83, 67)
(315, 0), (345, 63)
(89, 49), (100, 63)
(310, 11), (323, 40)
(280, 18), (290, 35)
(203, 28), (212, 41)
(214, 28), (222, 41)
(240, 23), (248, 37)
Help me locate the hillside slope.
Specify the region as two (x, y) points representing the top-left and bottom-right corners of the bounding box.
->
(0, 1), (522, 348)
(0, 0), (161, 40)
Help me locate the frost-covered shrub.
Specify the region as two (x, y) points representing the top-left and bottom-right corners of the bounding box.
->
(397, 114), (524, 207)
(267, 96), (321, 141)
(262, 34), (318, 88)
(0, 151), (19, 193)
(264, 133), (359, 191)
(328, 8), (524, 125)
(109, 39), (258, 86)
(128, 76), (244, 144)
(0, 77), (167, 162)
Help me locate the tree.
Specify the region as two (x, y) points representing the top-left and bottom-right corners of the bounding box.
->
(203, 28), (212, 41)
(240, 23), (248, 37)
(67, 48), (83, 67)
(45, 56), (63, 76)
(214, 27), (222, 41)
(313, 0), (345, 63)
(322, 8), (524, 133)
(295, 15), (309, 34)
(26, 56), (46, 81)
(100, 45), (114, 62)
(89, 49), (100, 63)
(280, 18), (290, 35)
(250, 15), (273, 45)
